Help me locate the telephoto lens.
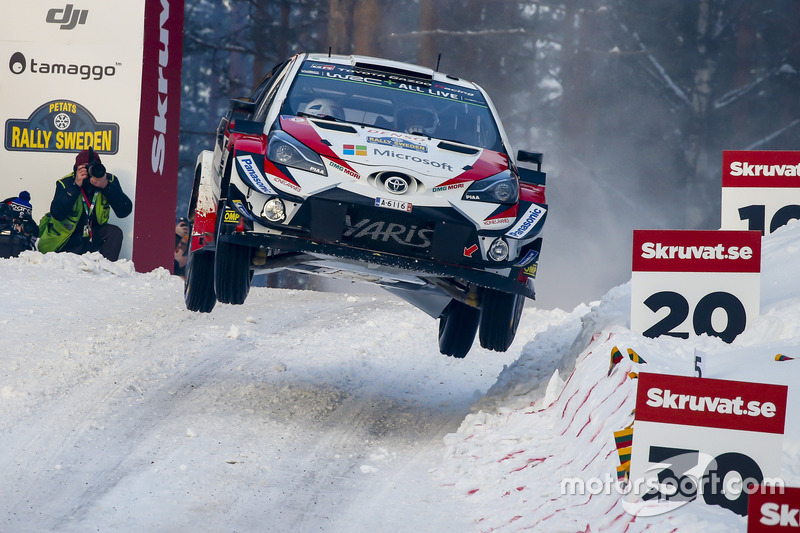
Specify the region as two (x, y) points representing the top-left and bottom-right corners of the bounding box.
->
(88, 162), (106, 178)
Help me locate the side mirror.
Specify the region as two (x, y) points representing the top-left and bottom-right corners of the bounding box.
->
(230, 97), (256, 114)
(517, 150), (543, 171)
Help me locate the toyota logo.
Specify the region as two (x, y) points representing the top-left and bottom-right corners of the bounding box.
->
(385, 175), (409, 194)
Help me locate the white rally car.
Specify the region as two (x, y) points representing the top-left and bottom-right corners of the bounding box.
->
(184, 53), (548, 358)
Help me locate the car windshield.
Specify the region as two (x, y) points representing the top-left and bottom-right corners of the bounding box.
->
(281, 60), (504, 152)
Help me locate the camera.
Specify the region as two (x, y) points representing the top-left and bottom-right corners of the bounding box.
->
(86, 147), (106, 178)
(88, 161), (106, 178)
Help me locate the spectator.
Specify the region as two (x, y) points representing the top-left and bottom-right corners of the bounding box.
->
(38, 148), (132, 261)
(174, 217), (190, 277)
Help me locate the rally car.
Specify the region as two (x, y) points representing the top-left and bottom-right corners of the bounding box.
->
(184, 53), (547, 358)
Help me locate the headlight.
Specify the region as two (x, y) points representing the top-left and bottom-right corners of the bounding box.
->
(488, 238), (509, 261)
(462, 170), (519, 204)
(262, 197), (286, 222)
(267, 130), (327, 176)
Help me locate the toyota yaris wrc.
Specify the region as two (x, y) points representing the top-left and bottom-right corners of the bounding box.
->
(184, 53), (548, 358)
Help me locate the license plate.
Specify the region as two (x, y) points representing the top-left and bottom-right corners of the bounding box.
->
(375, 197), (412, 212)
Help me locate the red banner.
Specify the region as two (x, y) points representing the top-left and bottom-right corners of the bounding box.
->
(748, 487), (800, 531)
(722, 150), (800, 188)
(632, 229), (762, 273)
(635, 373), (787, 435)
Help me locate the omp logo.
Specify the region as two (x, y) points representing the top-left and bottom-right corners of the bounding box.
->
(46, 4), (88, 30)
(640, 242), (753, 261)
(645, 387), (777, 419)
(729, 161), (800, 177)
(7, 52), (117, 80)
(505, 205), (546, 239)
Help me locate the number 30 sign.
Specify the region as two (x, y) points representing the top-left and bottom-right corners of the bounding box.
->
(631, 230), (761, 343)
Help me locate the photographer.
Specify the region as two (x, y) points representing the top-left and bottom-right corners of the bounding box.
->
(0, 191), (39, 257)
(38, 148), (132, 261)
(174, 217), (190, 277)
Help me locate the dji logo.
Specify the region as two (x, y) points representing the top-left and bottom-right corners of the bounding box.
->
(46, 4), (88, 30)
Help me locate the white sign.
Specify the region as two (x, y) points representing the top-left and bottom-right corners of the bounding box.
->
(721, 150), (800, 235)
(626, 372), (788, 517)
(631, 229), (761, 343)
(0, 0), (183, 271)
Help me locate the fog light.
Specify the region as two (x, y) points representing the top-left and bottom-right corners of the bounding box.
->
(262, 197), (285, 222)
(488, 238), (509, 262)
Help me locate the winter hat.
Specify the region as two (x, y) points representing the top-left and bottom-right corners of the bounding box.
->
(9, 191), (32, 216)
(75, 149), (101, 167)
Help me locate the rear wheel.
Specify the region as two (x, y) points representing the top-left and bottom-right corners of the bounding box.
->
(478, 289), (525, 352)
(184, 248), (216, 313)
(438, 299), (481, 358)
(214, 238), (252, 304)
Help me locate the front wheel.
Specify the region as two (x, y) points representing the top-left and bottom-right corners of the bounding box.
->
(438, 299), (480, 358)
(478, 289), (525, 352)
(214, 238), (252, 304)
(184, 248), (216, 313)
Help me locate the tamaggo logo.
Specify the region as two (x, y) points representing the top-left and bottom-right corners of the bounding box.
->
(8, 52), (117, 80)
(46, 4), (88, 30)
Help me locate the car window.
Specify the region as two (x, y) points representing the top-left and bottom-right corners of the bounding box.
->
(280, 60), (504, 152)
(253, 60), (293, 121)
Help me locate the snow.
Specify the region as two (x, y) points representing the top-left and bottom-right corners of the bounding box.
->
(1, 221), (799, 532)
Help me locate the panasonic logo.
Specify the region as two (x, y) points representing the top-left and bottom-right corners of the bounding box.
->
(151, 0), (170, 175)
(236, 155), (276, 195)
(640, 242), (753, 260)
(505, 205), (546, 239)
(646, 387), (777, 418)
(729, 161), (800, 177)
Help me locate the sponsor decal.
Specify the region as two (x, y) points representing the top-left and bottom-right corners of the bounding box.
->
(343, 215), (432, 249)
(375, 197), (412, 212)
(505, 205), (546, 239)
(327, 160), (360, 179)
(46, 4), (88, 30)
(236, 155), (276, 194)
(482, 217), (514, 226)
(343, 144), (367, 156)
(373, 148), (453, 171)
(514, 249), (539, 267)
(463, 244), (478, 258)
(8, 51), (117, 80)
(367, 136), (427, 153)
(151, 0), (171, 174)
(4, 99), (119, 153)
(432, 182), (467, 193)
(272, 175), (301, 192)
(523, 264), (537, 277)
(632, 230), (761, 273)
(223, 209), (240, 224)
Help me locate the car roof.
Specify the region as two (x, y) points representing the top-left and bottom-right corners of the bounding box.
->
(302, 53), (482, 91)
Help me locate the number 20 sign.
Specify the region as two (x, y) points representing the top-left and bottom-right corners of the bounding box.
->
(631, 230), (761, 343)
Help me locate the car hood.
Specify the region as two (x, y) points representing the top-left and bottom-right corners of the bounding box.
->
(279, 115), (509, 184)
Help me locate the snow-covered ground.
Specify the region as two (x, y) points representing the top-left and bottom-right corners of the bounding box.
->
(1, 221), (798, 532)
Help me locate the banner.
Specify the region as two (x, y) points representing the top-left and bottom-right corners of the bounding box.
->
(0, 1), (183, 272)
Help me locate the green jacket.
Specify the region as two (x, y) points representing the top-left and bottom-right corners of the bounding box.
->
(38, 172), (132, 253)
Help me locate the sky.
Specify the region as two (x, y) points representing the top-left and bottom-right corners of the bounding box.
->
(0, 220), (798, 532)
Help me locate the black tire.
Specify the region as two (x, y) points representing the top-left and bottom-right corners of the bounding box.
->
(214, 238), (252, 304)
(184, 248), (216, 313)
(438, 299), (481, 358)
(478, 289), (525, 352)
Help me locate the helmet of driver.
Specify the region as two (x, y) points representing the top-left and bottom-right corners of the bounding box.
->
(304, 98), (345, 120)
(395, 103), (439, 136)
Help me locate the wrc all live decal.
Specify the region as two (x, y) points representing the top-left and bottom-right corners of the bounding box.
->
(4, 99), (120, 154)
